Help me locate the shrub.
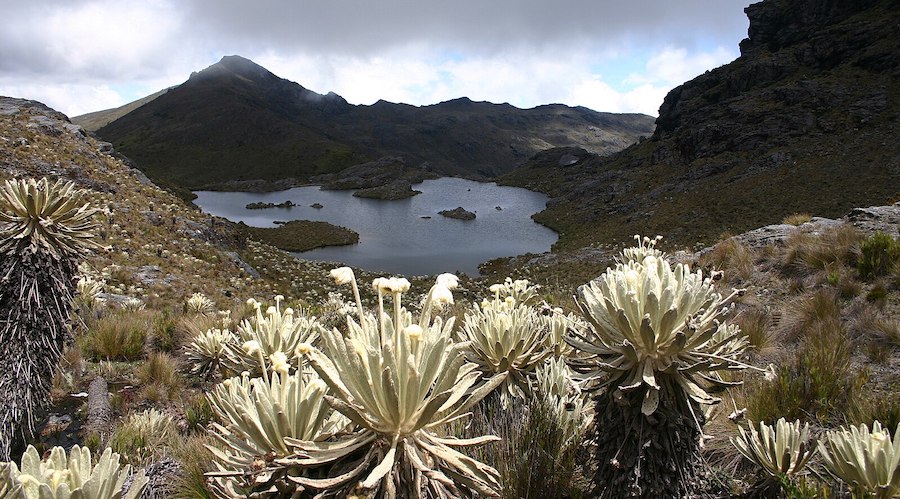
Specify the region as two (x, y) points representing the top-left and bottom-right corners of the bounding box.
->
(858, 231), (900, 280)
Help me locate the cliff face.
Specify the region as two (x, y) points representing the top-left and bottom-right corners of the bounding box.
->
(504, 0), (900, 250)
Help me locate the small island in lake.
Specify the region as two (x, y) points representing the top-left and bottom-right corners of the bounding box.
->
(353, 181), (422, 200)
(245, 200), (295, 209)
(234, 220), (359, 252)
(439, 207), (476, 220)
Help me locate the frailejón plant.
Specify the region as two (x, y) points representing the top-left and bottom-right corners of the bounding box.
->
(281, 269), (507, 497)
(569, 245), (753, 497)
(0, 178), (101, 458)
(222, 296), (323, 376)
(206, 370), (343, 497)
(731, 418), (817, 479)
(2, 445), (147, 499)
(819, 421), (900, 498)
(186, 292), (215, 315)
(186, 328), (236, 378)
(461, 280), (555, 403)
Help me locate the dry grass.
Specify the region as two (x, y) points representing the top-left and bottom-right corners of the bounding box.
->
(79, 311), (151, 361)
(782, 213), (812, 226)
(699, 238), (754, 283)
(135, 352), (182, 402)
(781, 225), (862, 274)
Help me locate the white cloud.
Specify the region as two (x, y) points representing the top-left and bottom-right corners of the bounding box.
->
(0, 1), (749, 116)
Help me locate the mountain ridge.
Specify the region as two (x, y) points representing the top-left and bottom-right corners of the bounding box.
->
(92, 55), (655, 190)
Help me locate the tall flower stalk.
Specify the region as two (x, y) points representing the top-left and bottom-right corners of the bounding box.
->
(279, 269), (506, 498)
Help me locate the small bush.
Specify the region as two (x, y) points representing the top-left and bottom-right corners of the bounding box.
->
(866, 280), (889, 307)
(80, 311), (149, 361)
(858, 231), (900, 280)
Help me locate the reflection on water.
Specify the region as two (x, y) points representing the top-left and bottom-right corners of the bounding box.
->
(193, 177), (557, 276)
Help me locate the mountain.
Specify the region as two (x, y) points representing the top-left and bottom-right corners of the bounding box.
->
(92, 55), (655, 190)
(72, 87), (171, 132)
(503, 0), (900, 250)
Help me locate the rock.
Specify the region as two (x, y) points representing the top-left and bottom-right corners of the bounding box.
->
(224, 251), (261, 278)
(310, 202), (324, 209)
(495, 206), (502, 210)
(845, 202), (900, 237)
(439, 207), (476, 221)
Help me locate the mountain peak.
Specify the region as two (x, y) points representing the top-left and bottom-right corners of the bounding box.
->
(190, 55), (279, 84)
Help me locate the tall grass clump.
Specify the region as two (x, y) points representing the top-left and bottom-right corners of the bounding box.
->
(699, 237), (754, 283)
(80, 311), (149, 362)
(781, 225), (862, 275)
(858, 231), (900, 280)
(0, 178), (101, 458)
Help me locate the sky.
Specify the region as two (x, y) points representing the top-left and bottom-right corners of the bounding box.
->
(0, 1), (752, 118)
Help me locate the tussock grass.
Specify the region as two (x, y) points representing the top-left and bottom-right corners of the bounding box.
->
(735, 307), (773, 352)
(109, 409), (176, 466)
(135, 352), (182, 402)
(457, 394), (586, 498)
(782, 213), (812, 226)
(781, 225), (862, 274)
(80, 311), (151, 361)
(700, 238), (754, 283)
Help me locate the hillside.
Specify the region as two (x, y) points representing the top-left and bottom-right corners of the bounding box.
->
(502, 0), (900, 251)
(0, 96), (438, 309)
(92, 55), (655, 190)
(72, 87), (171, 132)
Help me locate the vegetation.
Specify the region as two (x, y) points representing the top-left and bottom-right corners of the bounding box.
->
(2, 445), (148, 498)
(0, 178), (101, 459)
(234, 220), (359, 253)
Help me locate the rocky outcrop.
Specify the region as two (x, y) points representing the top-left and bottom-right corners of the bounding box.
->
(313, 156), (435, 191)
(439, 207), (476, 221)
(502, 0), (900, 250)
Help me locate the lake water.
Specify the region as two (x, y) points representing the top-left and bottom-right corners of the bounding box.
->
(193, 177), (557, 276)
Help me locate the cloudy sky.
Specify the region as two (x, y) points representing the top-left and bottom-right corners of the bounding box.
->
(0, 0), (752, 118)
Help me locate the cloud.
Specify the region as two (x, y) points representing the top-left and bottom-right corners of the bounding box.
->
(0, 0), (751, 116)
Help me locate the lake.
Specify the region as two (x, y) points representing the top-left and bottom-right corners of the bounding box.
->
(193, 177), (557, 276)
